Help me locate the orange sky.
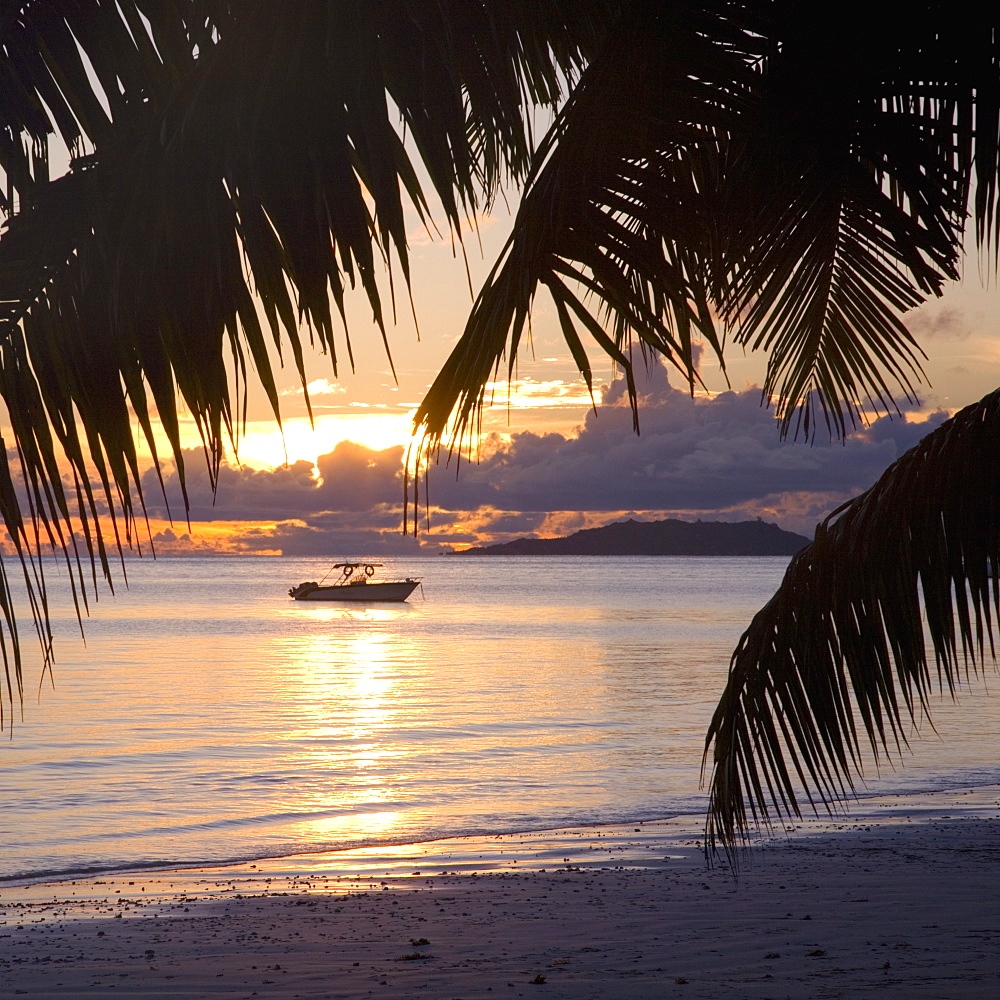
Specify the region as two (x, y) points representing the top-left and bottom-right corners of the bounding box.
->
(139, 200), (1000, 461)
(5, 199), (998, 558)
(12, 41), (999, 559)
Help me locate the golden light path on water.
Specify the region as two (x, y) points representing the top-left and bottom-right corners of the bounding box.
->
(285, 624), (407, 841)
(263, 592), (620, 849)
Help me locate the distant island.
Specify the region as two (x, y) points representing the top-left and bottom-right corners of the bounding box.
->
(456, 517), (810, 556)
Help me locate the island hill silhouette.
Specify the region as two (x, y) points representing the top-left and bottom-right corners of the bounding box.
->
(457, 517), (810, 556)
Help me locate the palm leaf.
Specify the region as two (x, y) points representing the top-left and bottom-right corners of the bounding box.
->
(415, 0), (761, 448)
(716, 7), (988, 436)
(0, 1), (610, 721)
(704, 389), (1000, 852)
(416, 5), (1000, 448)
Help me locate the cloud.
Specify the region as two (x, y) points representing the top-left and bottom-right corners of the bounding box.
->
(141, 455), (320, 521)
(230, 517), (422, 557)
(141, 441), (405, 520)
(908, 306), (971, 340)
(136, 442), (426, 555)
(426, 362), (948, 520)
(135, 362), (950, 547)
(279, 378), (347, 397)
(482, 377), (596, 408)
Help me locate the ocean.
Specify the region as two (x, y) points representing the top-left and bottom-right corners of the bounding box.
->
(3, 555), (999, 885)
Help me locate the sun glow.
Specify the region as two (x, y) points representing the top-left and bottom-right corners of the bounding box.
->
(482, 377), (597, 409)
(234, 413), (419, 468)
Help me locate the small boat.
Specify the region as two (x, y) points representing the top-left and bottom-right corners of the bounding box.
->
(289, 563), (421, 602)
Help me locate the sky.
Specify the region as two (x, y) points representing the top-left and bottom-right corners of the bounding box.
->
(9, 131), (999, 558)
(5, 20), (1000, 560)
(113, 196), (998, 557)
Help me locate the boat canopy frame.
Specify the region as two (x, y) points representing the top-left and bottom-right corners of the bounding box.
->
(320, 562), (381, 585)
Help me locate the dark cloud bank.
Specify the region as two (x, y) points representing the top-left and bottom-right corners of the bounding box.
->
(142, 364), (947, 553)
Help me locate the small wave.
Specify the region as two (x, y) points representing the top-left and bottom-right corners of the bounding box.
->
(0, 800), (712, 887)
(7, 775), (1000, 889)
(16, 802), (414, 847)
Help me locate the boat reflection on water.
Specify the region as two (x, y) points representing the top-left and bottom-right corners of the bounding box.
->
(289, 563), (422, 602)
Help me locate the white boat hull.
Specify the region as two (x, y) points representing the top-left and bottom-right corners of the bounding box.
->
(291, 580), (419, 602)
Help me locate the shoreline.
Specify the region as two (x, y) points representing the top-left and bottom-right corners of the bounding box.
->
(6, 779), (996, 892)
(3, 786), (999, 997)
(7, 782), (998, 892)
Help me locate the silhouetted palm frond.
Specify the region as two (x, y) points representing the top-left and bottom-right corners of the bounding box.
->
(416, 0), (763, 447)
(704, 390), (1000, 852)
(718, 6), (997, 437)
(416, 3), (1000, 446)
(0, 0), (611, 721)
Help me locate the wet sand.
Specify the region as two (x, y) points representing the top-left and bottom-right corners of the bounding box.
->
(3, 787), (999, 998)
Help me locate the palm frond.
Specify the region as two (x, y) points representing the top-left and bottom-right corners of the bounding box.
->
(704, 389), (1000, 853)
(415, 0), (762, 448)
(718, 7), (985, 436)
(0, 1), (611, 721)
(415, 5), (1000, 448)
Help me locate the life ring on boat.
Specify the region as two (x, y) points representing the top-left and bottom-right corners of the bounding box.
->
(364, 564), (375, 577)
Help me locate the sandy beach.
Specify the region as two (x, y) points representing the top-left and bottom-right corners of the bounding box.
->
(3, 786), (999, 999)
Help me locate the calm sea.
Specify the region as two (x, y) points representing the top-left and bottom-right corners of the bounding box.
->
(2, 555), (999, 885)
